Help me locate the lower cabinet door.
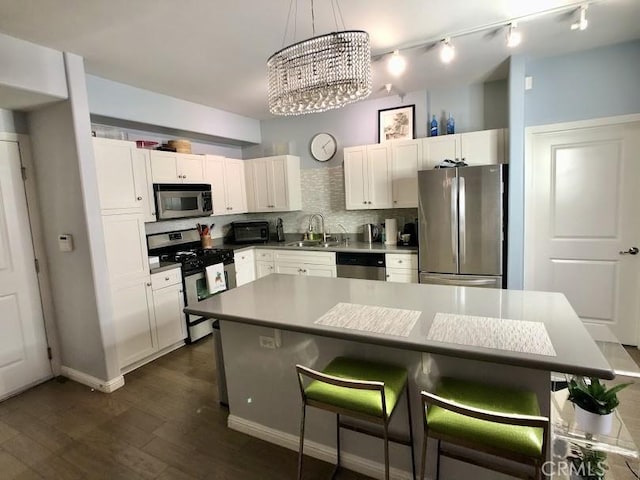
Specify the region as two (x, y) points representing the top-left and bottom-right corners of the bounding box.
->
(275, 262), (304, 275)
(153, 283), (186, 351)
(385, 268), (418, 283)
(304, 264), (337, 278)
(256, 261), (274, 278)
(236, 266), (256, 286)
(111, 278), (156, 369)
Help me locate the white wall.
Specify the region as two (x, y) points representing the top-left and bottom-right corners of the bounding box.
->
(0, 108), (27, 134)
(86, 75), (261, 145)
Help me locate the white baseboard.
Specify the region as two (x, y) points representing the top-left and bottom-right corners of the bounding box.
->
(228, 414), (412, 480)
(60, 366), (125, 393)
(120, 341), (185, 375)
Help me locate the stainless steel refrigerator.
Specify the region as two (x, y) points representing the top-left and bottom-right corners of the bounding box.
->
(418, 164), (507, 288)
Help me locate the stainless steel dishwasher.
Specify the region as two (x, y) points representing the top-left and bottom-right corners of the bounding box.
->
(336, 252), (386, 280)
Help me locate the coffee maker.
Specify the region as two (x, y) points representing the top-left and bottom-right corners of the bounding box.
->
(400, 221), (418, 246)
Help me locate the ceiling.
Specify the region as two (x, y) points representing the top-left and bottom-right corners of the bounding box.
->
(0, 0), (638, 120)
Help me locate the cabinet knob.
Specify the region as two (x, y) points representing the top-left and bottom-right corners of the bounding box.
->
(165, 276), (170, 281)
(368, 201), (372, 204)
(398, 260), (403, 263)
(363, 201), (367, 204)
(137, 196), (143, 201)
(146, 282), (151, 286)
(386, 274), (390, 278)
(393, 200), (397, 203)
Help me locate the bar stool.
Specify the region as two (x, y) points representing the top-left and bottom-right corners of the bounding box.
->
(420, 377), (549, 480)
(296, 357), (416, 480)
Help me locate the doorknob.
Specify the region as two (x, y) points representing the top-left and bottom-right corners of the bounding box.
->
(619, 247), (639, 255)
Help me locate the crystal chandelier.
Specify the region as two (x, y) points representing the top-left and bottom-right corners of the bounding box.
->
(267, 2), (372, 116)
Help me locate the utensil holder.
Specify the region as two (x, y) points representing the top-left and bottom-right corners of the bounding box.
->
(201, 235), (212, 249)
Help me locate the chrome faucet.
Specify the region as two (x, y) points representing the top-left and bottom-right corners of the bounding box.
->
(308, 213), (327, 241)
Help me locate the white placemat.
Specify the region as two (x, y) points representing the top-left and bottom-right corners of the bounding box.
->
(426, 313), (557, 357)
(314, 302), (421, 337)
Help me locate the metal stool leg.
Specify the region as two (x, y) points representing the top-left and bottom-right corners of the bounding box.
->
(435, 439), (441, 480)
(297, 403), (306, 480)
(406, 385), (416, 480)
(419, 431), (428, 480)
(331, 413), (341, 479)
(383, 420), (390, 480)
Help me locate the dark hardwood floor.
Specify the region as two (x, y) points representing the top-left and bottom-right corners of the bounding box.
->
(0, 338), (368, 479)
(2, 340), (640, 479)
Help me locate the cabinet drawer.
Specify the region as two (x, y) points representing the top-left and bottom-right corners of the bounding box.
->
(234, 248), (255, 265)
(255, 249), (275, 262)
(385, 253), (418, 270)
(275, 250), (336, 266)
(386, 268), (418, 283)
(151, 268), (182, 290)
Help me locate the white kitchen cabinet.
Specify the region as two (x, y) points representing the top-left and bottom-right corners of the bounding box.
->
(111, 277), (156, 369)
(391, 139), (422, 208)
(205, 155), (247, 215)
(102, 213), (148, 284)
(137, 149), (157, 222)
(273, 250), (337, 278)
(235, 248), (256, 286)
(344, 144), (392, 210)
(150, 150), (205, 184)
(422, 129), (507, 169)
(245, 155), (301, 213)
(93, 138), (149, 215)
(152, 281), (186, 351)
(385, 253), (418, 284)
(256, 261), (275, 278)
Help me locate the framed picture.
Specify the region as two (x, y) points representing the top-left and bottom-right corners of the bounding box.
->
(378, 105), (415, 143)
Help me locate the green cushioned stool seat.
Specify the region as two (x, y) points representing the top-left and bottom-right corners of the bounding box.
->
(426, 377), (544, 458)
(304, 356), (408, 417)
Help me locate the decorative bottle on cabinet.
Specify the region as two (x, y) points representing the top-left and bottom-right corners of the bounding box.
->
(430, 115), (438, 137)
(446, 114), (455, 134)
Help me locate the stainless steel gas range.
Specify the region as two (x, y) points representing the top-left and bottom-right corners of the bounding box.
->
(147, 229), (235, 343)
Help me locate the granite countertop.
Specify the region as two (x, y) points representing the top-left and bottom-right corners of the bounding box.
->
(215, 238), (418, 255)
(184, 274), (614, 379)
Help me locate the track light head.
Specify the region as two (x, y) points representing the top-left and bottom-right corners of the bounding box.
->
(571, 5), (589, 31)
(506, 22), (522, 48)
(439, 38), (455, 64)
(387, 50), (407, 77)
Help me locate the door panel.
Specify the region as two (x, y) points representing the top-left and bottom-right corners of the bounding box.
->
(154, 284), (186, 350)
(269, 157), (288, 210)
(366, 144), (392, 208)
(418, 168), (458, 274)
(460, 129), (504, 166)
(343, 147), (368, 209)
(0, 141), (51, 399)
(423, 135), (459, 169)
(458, 165), (504, 275)
(178, 155), (204, 183)
(304, 265), (337, 278)
(250, 160), (271, 211)
(528, 122), (640, 343)
(102, 214), (148, 283)
(225, 159), (247, 213)
(93, 139), (140, 212)
(150, 151), (179, 183)
(391, 140), (420, 208)
(205, 156), (227, 215)
(275, 262), (303, 275)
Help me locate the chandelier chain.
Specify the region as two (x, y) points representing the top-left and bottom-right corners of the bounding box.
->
(281, 0), (295, 48)
(335, 0), (346, 30)
(330, 0), (339, 31)
(311, 0), (315, 37)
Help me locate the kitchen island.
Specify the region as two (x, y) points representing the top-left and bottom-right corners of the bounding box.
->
(185, 275), (613, 480)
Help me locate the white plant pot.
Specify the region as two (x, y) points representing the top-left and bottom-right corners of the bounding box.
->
(574, 405), (613, 435)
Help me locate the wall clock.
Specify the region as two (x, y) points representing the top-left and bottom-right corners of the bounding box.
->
(310, 133), (337, 162)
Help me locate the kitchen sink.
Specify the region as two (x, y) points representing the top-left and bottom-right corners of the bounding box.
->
(285, 240), (341, 248)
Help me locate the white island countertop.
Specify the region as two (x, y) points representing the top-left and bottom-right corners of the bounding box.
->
(185, 274), (614, 379)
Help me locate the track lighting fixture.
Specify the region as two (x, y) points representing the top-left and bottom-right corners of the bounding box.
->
(387, 50), (407, 77)
(506, 22), (522, 48)
(571, 4), (589, 31)
(439, 38), (455, 64)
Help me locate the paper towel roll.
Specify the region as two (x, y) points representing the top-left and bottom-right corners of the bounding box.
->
(384, 218), (397, 245)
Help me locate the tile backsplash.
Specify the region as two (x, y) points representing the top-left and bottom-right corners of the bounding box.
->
(144, 165), (417, 239)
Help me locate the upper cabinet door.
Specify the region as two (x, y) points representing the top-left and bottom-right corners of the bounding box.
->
(136, 149), (156, 222)
(422, 135), (459, 169)
(366, 144), (392, 209)
(150, 151), (180, 183)
(224, 159), (248, 214)
(94, 138), (144, 214)
(178, 154), (205, 183)
(204, 155), (227, 215)
(391, 140), (421, 208)
(250, 159), (272, 211)
(269, 156), (289, 211)
(459, 129), (505, 166)
(102, 213), (148, 284)
(344, 146), (368, 210)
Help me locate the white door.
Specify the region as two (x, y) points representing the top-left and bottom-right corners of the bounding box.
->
(460, 129), (504, 166)
(205, 155), (227, 215)
(153, 283), (186, 350)
(102, 214), (148, 284)
(225, 159), (248, 213)
(304, 265), (337, 278)
(269, 157), (289, 211)
(275, 262), (303, 275)
(250, 159), (272, 211)
(256, 261), (274, 278)
(178, 154), (204, 183)
(150, 151), (180, 183)
(366, 144), (392, 209)
(391, 140), (421, 208)
(526, 121), (640, 344)
(344, 147), (368, 210)
(0, 141), (51, 399)
(423, 135), (459, 169)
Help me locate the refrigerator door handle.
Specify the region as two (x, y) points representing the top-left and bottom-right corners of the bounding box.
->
(451, 178), (458, 267)
(419, 275), (500, 287)
(459, 176), (466, 267)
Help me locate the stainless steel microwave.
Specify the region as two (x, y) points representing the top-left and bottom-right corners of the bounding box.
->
(154, 184), (213, 220)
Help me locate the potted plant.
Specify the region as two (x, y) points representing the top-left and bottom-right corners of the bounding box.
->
(567, 376), (631, 435)
(567, 444), (608, 480)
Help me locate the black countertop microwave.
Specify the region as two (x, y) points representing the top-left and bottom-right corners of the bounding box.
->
(154, 184), (213, 220)
(230, 221), (269, 244)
